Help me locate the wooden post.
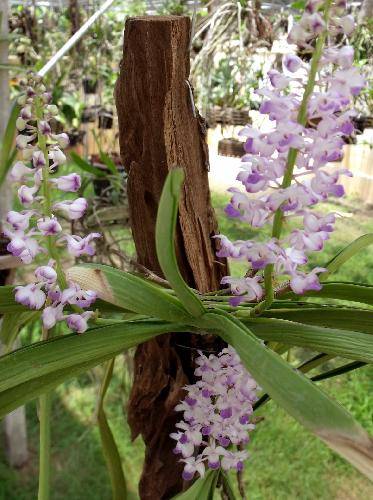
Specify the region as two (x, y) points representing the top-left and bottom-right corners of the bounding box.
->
(0, 0), (29, 469)
(115, 15), (228, 499)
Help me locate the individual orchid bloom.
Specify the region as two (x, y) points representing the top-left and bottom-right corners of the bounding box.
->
(16, 133), (36, 150)
(65, 311), (94, 334)
(37, 216), (62, 235)
(18, 183), (40, 205)
(214, 235), (243, 259)
(201, 443), (226, 469)
(48, 147), (67, 168)
(283, 54), (302, 73)
(60, 283), (97, 308)
(289, 267), (326, 295)
(38, 120), (52, 135)
(10, 161), (34, 182)
(181, 457), (205, 481)
(338, 14), (355, 35)
(221, 450), (249, 472)
(330, 67), (365, 97)
(42, 304), (64, 330)
(310, 169), (351, 199)
(240, 126), (277, 156)
(62, 232), (101, 257)
(6, 210), (34, 231)
(221, 276), (263, 306)
(268, 69), (292, 89)
(32, 149), (47, 168)
(15, 283), (46, 309)
(308, 12), (326, 34)
(34, 264), (57, 285)
(289, 229), (327, 252)
(303, 211), (335, 233)
(226, 188), (270, 227)
(51, 173), (81, 192)
(53, 197), (88, 220)
(5, 228), (43, 264)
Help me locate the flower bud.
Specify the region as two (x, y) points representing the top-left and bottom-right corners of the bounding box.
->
(283, 54), (302, 73)
(16, 117), (27, 131)
(20, 106), (32, 120)
(46, 104), (59, 116)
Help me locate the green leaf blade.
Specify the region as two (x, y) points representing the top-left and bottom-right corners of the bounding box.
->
(155, 168), (205, 318)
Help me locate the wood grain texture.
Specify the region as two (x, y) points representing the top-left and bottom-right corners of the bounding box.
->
(115, 16), (228, 499)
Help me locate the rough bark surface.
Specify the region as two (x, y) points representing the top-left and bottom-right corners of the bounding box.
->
(115, 16), (228, 499)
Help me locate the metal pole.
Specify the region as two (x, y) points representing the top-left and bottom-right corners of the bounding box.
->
(38, 0), (117, 77)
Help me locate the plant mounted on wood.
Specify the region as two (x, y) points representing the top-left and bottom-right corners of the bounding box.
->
(0, 2), (373, 499)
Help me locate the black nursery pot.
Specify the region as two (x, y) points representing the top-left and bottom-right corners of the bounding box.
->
(81, 107), (97, 123)
(82, 78), (98, 94)
(67, 129), (86, 147)
(98, 111), (113, 130)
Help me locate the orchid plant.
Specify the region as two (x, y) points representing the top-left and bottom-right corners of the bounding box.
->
(0, 1), (372, 499)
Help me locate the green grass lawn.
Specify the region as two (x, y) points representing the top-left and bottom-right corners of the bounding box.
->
(1, 194), (373, 499)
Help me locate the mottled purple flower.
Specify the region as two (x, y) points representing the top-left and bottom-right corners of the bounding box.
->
(42, 304), (64, 330)
(15, 284), (46, 309)
(290, 267), (326, 294)
(32, 150), (47, 168)
(283, 54), (302, 73)
(65, 311), (93, 333)
(35, 264), (57, 284)
(63, 232), (101, 257)
(53, 197), (88, 220)
(6, 210), (34, 231)
(37, 216), (62, 236)
(51, 173), (81, 192)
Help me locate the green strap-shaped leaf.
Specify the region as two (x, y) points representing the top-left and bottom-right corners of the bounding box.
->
(280, 282), (373, 306)
(259, 307), (373, 334)
(0, 101), (20, 187)
(323, 234), (373, 278)
(69, 151), (107, 178)
(0, 321), (190, 399)
(242, 317), (373, 363)
(67, 263), (192, 323)
(172, 470), (219, 499)
(198, 309), (373, 480)
(97, 358), (128, 500)
(0, 311), (40, 351)
(155, 167), (206, 318)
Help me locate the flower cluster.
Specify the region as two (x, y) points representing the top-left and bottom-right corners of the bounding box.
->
(171, 347), (260, 480)
(4, 74), (100, 333)
(217, 0), (364, 304)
